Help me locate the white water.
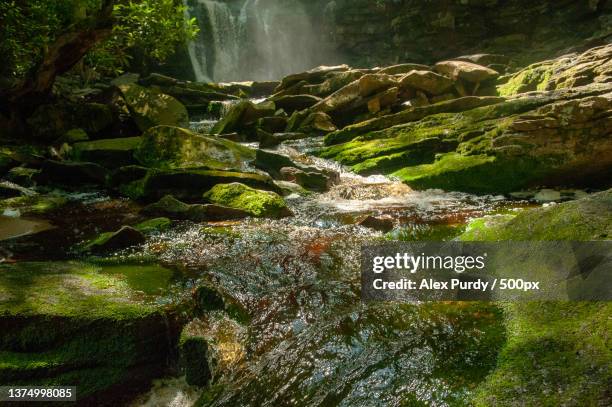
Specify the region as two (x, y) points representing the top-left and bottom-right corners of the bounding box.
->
(184, 0), (335, 82)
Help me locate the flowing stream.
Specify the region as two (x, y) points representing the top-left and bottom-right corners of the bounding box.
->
(129, 108), (536, 406)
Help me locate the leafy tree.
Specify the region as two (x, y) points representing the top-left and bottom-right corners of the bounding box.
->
(0, 0), (198, 113)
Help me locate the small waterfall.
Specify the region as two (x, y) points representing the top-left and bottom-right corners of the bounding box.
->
(185, 0), (244, 82)
(184, 0), (336, 82)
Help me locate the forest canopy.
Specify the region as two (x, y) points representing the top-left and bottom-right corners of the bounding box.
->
(0, 0), (198, 81)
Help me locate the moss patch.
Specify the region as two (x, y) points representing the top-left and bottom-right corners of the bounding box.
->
(203, 183), (290, 218)
(461, 190), (612, 406)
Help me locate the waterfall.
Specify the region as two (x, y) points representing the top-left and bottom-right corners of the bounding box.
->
(184, 0), (336, 83)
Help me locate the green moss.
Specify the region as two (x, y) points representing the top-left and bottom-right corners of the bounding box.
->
(71, 137), (142, 168)
(135, 217), (172, 234)
(135, 125), (255, 171)
(203, 182), (290, 218)
(0, 261), (179, 400)
(0, 194), (67, 215)
(497, 62), (554, 96)
(460, 190), (612, 406)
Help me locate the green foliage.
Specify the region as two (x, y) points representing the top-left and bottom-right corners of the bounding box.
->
(0, 0), (198, 80)
(87, 0), (199, 76)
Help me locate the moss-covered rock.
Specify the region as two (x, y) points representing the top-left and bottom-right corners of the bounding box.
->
(134, 126), (255, 171)
(71, 137), (142, 168)
(319, 82), (612, 193)
(460, 190), (612, 406)
(141, 195), (250, 221)
(134, 217), (172, 234)
(203, 183), (291, 218)
(82, 226), (145, 254)
(118, 83), (189, 132)
(0, 194), (67, 216)
(211, 100), (275, 135)
(119, 168), (279, 202)
(0, 261), (181, 403)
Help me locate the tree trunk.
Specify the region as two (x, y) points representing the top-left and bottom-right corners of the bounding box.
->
(0, 0), (115, 118)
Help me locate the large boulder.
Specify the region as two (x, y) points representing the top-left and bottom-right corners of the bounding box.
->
(319, 83), (612, 193)
(141, 195), (250, 221)
(434, 60), (499, 83)
(134, 126), (255, 171)
(203, 183), (291, 218)
(27, 103), (114, 141)
(71, 137), (142, 168)
(270, 94), (322, 113)
(212, 100), (275, 135)
(118, 83), (189, 132)
(120, 168), (279, 202)
(399, 70), (454, 95)
(0, 261), (181, 403)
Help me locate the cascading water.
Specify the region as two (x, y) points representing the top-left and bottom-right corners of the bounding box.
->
(184, 0), (336, 82)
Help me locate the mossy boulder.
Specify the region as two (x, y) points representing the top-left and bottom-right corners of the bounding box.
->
(134, 217), (172, 234)
(71, 137), (142, 168)
(134, 126), (255, 171)
(460, 190), (612, 406)
(319, 83), (612, 193)
(203, 183), (291, 218)
(118, 83), (189, 132)
(0, 194), (67, 216)
(0, 261), (181, 403)
(141, 195), (250, 221)
(119, 168), (279, 202)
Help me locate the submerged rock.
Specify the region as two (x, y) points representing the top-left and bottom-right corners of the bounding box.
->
(203, 183), (291, 218)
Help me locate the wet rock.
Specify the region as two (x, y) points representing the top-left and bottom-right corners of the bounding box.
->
(257, 116), (288, 133)
(83, 225), (145, 253)
(399, 70), (454, 95)
(212, 100), (275, 135)
(36, 160), (107, 187)
(0, 181), (36, 198)
(121, 168), (279, 202)
(279, 167), (334, 192)
(258, 131), (308, 148)
(203, 182), (291, 219)
(118, 83), (189, 132)
(254, 150), (339, 191)
(357, 215), (395, 233)
(135, 125), (255, 171)
(134, 217), (172, 234)
(27, 102), (114, 141)
(141, 195), (250, 221)
(434, 60), (499, 83)
(71, 137), (142, 168)
(270, 94), (321, 113)
(5, 167), (40, 187)
(179, 323), (212, 387)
